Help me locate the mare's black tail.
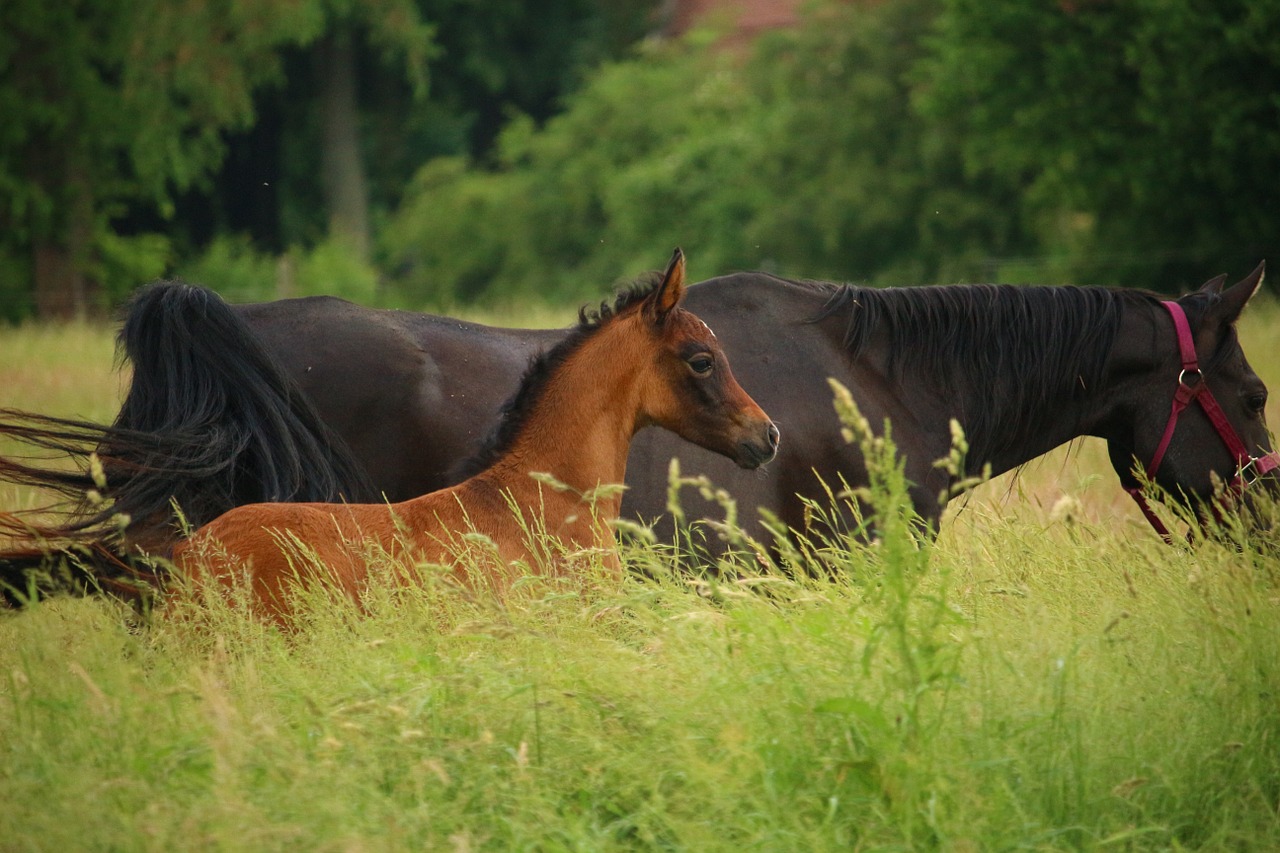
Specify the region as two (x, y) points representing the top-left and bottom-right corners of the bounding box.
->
(0, 514), (162, 609)
(0, 281), (377, 602)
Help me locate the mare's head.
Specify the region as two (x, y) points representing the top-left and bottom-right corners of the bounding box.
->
(1107, 263), (1277, 524)
(620, 249), (779, 468)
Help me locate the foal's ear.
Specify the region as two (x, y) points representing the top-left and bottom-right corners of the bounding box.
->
(645, 248), (686, 324)
(1208, 261), (1265, 326)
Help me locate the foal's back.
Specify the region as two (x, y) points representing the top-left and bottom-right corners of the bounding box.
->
(172, 484), (487, 620)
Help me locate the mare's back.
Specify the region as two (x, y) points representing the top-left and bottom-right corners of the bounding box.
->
(233, 297), (557, 500)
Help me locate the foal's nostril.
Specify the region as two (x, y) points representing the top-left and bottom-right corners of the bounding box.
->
(766, 422), (780, 450)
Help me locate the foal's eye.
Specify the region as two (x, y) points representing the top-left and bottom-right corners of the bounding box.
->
(687, 354), (714, 376)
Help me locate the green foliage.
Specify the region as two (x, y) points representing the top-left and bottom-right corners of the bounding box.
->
(0, 0), (660, 316)
(382, 0), (1280, 307)
(920, 0), (1280, 288)
(230, 0), (656, 260)
(0, 245), (33, 323)
(0, 0), (321, 232)
(291, 239), (381, 303)
(0, 0), (437, 314)
(175, 235), (279, 303)
(95, 232), (172, 305)
(176, 235), (379, 305)
(732, 0), (1026, 285)
(381, 0), (1036, 305)
(0, 0), (331, 314)
(8, 0), (1275, 316)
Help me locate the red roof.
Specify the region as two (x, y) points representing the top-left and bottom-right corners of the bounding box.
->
(661, 0), (803, 42)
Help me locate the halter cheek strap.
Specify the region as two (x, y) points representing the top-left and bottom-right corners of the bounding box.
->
(1125, 300), (1280, 542)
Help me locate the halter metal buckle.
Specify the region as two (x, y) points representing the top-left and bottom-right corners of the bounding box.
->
(1177, 368), (1202, 388)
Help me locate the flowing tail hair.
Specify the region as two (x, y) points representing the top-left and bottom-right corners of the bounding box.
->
(0, 281), (378, 605)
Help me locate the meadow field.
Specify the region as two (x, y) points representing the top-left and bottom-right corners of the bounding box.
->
(1, 297), (1279, 850)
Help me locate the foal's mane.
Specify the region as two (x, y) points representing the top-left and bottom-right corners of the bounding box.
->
(452, 273), (666, 481)
(813, 282), (1165, 463)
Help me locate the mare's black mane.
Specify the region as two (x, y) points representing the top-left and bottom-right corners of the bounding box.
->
(453, 272), (666, 480)
(813, 282), (1168, 464)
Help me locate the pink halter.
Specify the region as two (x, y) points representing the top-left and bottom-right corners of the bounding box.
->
(1125, 300), (1280, 541)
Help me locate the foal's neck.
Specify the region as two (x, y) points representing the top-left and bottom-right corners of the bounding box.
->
(473, 319), (647, 512)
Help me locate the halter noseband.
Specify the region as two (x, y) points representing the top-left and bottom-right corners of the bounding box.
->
(1125, 300), (1280, 541)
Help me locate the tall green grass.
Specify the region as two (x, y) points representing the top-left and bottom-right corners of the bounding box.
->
(1, 301), (1278, 850)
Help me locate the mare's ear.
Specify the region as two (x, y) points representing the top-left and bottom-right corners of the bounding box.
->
(1207, 261), (1265, 327)
(1196, 273), (1228, 295)
(645, 248), (686, 324)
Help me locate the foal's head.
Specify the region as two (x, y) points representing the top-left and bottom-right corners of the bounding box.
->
(622, 249), (779, 469)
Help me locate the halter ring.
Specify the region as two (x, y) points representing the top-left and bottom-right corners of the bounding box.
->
(1177, 368), (1202, 388)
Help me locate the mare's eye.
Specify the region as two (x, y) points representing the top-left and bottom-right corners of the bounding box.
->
(1246, 392), (1268, 414)
(688, 354), (714, 376)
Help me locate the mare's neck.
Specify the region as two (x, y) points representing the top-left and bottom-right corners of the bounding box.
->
(964, 395), (1111, 480)
(902, 289), (1146, 481)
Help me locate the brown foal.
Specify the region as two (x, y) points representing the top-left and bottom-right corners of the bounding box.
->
(171, 250), (779, 621)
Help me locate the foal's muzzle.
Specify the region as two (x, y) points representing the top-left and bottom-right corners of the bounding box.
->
(736, 421), (780, 469)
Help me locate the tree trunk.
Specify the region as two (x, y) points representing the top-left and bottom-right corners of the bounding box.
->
(32, 243), (84, 319)
(32, 171), (95, 319)
(317, 31), (371, 261)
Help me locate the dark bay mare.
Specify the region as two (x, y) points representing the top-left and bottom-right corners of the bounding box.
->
(1, 263), (1277, 587)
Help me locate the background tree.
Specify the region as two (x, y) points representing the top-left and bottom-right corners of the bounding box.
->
(0, 0), (333, 318)
(5, 0), (1276, 319)
(382, 0), (1280, 305)
(380, 0), (1031, 304)
(169, 0), (657, 270)
(919, 0), (1280, 289)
